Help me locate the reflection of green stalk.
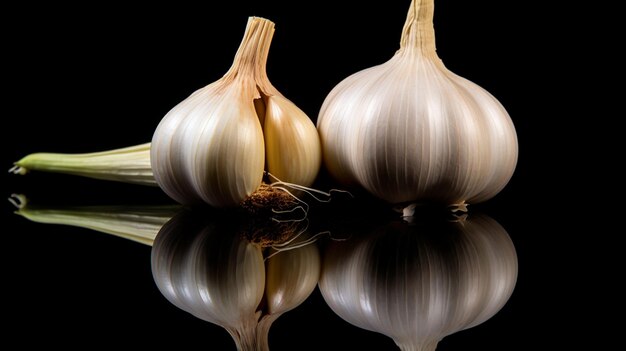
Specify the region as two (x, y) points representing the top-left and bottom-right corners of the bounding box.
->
(10, 194), (179, 246)
(9, 143), (156, 186)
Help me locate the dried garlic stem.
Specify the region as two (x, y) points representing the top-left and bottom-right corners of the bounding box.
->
(400, 0), (436, 53)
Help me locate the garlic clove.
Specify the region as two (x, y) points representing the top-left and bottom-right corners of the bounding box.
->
(263, 95), (321, 187)
(264, 243), (321, 316)
(151, 82), (266, 207)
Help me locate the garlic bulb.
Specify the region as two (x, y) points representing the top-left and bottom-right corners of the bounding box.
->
(10, 194), (178, 246)
(151, 17), (321, 207)
(318, 214), (518, 351)
(317, 0), (518, 205)
(151, 210), (320, 351)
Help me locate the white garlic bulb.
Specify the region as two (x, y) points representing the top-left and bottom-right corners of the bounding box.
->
(151, 210), (320, 351)
(317, 0), (517, 205)
(318, 214), (518, 351)
(151, 17), (321, 207)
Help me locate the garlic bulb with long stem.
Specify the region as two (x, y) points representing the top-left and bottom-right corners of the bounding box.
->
(151, 210), (320, 351)
(318, 214), (518, 351)
(317, 0), (518, 205)
(151, 17), (321, 207)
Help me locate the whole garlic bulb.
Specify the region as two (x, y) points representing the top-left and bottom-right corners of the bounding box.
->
(151, 210), (320, 351)
(318, 214), (518, 351)
(317, 0), (518, 205)
(151, 17), (321, 207)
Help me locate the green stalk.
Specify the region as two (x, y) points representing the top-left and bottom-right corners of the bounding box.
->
(10, 143), (156, 186)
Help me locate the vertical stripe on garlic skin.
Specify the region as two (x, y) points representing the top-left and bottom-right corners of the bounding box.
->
(151, 17), (321, 207)
(318, 214), (518, 351)
(317, 0), (518, 205)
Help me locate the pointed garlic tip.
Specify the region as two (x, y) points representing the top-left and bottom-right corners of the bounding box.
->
(264, 95), (322, 187)
(317, 0), (518, 205)
(8, 143), (157, 186)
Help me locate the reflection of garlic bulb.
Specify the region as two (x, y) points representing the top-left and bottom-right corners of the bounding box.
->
(318, 215), (517, 351)
(151, 210), (320, 351)
(151, 17), (320, 207)
(317, 0), (517, 205)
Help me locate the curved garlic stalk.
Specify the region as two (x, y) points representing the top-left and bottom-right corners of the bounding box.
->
(10, 194), (179, 245)
(318, 214), (518, 351)
(317, 0), (518, 205)
(151, 17), (321, 207)
(151, 210), (320, 351)
(10, 143), (156, 186)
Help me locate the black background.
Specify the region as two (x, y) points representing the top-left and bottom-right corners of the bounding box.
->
(3, 1), (592, 349)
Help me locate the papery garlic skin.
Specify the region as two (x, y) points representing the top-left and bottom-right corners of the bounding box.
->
(151, 17), (321, 207)
(317, 0), (517, 205)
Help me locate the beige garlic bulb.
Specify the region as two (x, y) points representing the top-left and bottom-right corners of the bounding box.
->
(151, 17), (321, 207)
(318, 214), (518, 351)
(151, 210), (320, 351)
(317, 0), (518, 205)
